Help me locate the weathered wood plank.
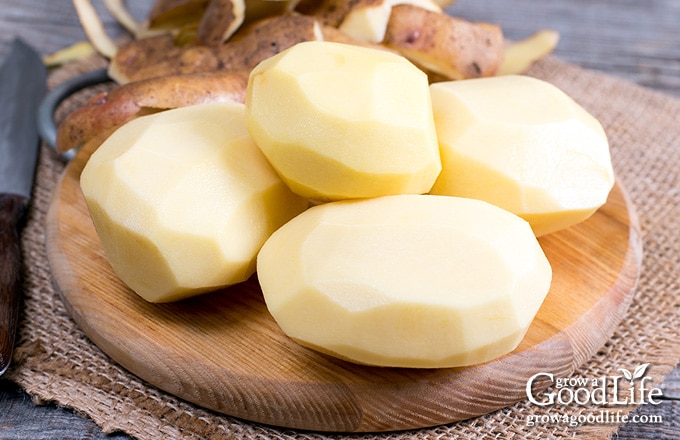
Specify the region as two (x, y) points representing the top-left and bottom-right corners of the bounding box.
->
(0, 379), (130, 440)
(0, 0), (151, 59)
(614, 398), (680, 439)
(661, 368), (680, 399)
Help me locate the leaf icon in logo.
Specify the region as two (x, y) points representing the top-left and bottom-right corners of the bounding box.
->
(633, 363), (650, 381)
(619, 368), (633, 381)
(619, 364), (650, 383)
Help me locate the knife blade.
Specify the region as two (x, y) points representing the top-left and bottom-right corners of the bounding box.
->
(0, 38), (47, 376)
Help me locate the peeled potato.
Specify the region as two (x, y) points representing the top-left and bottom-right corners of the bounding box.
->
(257, 194), (553, 368)
(246, 40), (441, 201)
(80, 102), (308, 302)
(428, 75), (615, 236)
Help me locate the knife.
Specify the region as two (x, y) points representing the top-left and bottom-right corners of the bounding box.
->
(0, 38), (47, 376)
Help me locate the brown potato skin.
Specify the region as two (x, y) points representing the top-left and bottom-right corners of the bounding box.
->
(55, 70), (248, 153)
(216, 14), (322, 68)
(384, 4), (504, 80)
(198, 0), (239, 45)
(108, 34), (180, 83)
(69, 4), (507, 156)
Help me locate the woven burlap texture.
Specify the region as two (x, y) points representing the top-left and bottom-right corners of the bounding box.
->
(6, 56), (680, 439)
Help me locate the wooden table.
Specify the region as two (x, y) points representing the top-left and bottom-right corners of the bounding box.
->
(1, 1), (678, 438)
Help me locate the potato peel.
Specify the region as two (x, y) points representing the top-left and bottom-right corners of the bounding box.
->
(499, 29), (560, 75)
(383, 4), (504, 80)
(103, 0), (146, 38)
(198, 0), (245, 45)
(43, 41), (97, 67)
(73, 0), (119, 58)
(63, 0), (558, 156)
(56, 70), (249, 153)
(108, 14), (323, 84)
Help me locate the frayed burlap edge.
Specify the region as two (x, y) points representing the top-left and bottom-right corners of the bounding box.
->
(6, 55), (680, 439)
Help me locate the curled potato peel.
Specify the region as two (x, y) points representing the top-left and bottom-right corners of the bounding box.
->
(499, 30), (560, 76)
(74, 0), (519, 84)
(73, 0), (120, 58)
(62, 0), (557, 155)
(198, 0), (245, 45)
(108, 14), (323, 84)
(148, 0), (211, 31)
(148, 0), (295, 35)
(103, 0), (147, 38)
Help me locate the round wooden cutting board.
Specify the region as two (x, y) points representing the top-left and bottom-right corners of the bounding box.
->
(46, 145), (642, 433)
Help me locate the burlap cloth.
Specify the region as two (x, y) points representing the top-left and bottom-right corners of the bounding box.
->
(5, 55), (679, 439)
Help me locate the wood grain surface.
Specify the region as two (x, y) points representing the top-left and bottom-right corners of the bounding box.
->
(43, 140), (641, 432)
(1, 0), (679, 438)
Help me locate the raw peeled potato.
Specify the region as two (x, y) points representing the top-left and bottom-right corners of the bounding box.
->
(429, 75), (615, 236)
(246, 40), (441, 201)
(257, 194), (553, 368)
(80, 102), (308, 302)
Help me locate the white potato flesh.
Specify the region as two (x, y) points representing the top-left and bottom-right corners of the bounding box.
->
(246, 41), (441, 202)
(428, 75), (615, 236)
(257, 194), (552, 368)
(80, 102), (308, 303)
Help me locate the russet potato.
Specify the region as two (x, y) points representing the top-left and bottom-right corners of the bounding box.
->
(246, 40), (441, 201)
(80, 102), (308, 302)
(257, 194), (552, 368)
(429, 75), (615, 236)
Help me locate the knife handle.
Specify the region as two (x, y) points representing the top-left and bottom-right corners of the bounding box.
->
(0, 193), (27, 375)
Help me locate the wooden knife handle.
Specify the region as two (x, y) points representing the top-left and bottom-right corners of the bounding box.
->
(0, 193), (28, 375)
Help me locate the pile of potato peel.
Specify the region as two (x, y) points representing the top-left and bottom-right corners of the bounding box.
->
(55, 0), (558, 155)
